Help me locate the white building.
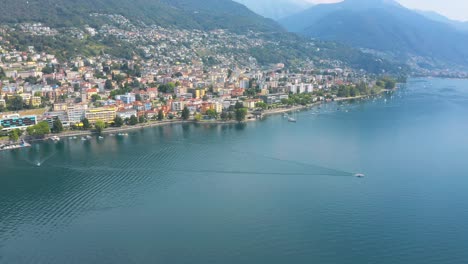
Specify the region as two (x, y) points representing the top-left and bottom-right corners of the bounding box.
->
(67, 104), (88, 124)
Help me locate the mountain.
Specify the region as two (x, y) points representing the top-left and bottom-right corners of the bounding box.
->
(0, 0), (281, 33)
(234, 0), (313, 20)
(0, 0), (409, 74)
(279, 0), (468, 68)
(416, 10), (468, 32)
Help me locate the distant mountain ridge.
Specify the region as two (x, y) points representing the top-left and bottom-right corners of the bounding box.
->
(279, 0), (468, 68)
(0, 0), (282, 33)
(416, 10), (468, 32)
(234, 0), (313, 20)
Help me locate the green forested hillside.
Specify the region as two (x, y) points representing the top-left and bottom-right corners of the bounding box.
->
(0, 0), (281, 33)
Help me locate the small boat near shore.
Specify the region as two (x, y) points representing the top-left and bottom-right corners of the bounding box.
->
(288, 117), (297, 123)
(0, 140), (31, 151)
(50, 136), (60, 142)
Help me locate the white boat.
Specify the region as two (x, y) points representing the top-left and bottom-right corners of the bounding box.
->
(81, 137), (87, 141)
(50, 136), (60, 141)
(354, 173), (365, 178)
(288, 117), (297, 123)
(86, 135), (92, 139)
(98, 136), (104, 140)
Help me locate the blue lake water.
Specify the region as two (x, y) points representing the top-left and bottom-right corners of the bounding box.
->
(1, 78), (468, 263)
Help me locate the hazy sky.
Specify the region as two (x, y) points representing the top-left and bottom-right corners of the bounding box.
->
(308, 0), (468, 21)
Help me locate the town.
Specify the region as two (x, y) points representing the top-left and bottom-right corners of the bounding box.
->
(0, 20), (396, 147)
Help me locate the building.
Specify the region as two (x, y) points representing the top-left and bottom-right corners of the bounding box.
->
(30, 96), (42, 107)
(239, 78), (250, 89)
(117, 109), (137, 119)
(44, 111), (69, 128)
(242, 99), (261, 109)
(261, 93), (289, 105)
(86, 88), (98, 100)
(117, 93), (136, 104)
(85, 107), (116, 123)
(0, 115), (37, 131)
(171, 101), (186, 112)
(67, 104), (88, 124)
(194, 89), (206, 99)
(53, 103), (68, 111)
(231, 88), (245, 97)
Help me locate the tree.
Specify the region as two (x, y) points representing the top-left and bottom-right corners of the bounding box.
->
(181, 106), (190, 120)
(94, 120), (106, 134)
(384, 78), (396, 89)
(194, 113), (202, 122)
(129, 115), (138, 125)
(255, 102), (267, 109)
(8, 129), (21, 142)
(349, 86), (358, 97)
(26, 121), (50, 137)
(82, 118), (91, 130)
(138, 115), (146, 123)
(51, 119), (64, 133)
(91, 94), (101, 102)
(0, 67), (6, 80)
(158, 82), (175, 93)
(157, 110), (164, 121)
(9, 95), (24, 111)
(220, 111), (228, 121)
(235, 108), (247, 122)
(114, 116), (124, 127)
(234, 102), (244, 109)
(42, 65), (54, 74)
(104, 79), (113, 90)
(73, 83), (80, 92)
(135, 94), (142, 102)
(206, 109), (218, 119)
(337, 85), (350, 98)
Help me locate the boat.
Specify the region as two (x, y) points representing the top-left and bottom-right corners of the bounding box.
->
(288, 117), (297, 123)
(354, 173), (365, 178)
(98, 136), (104, 140)
(81, 137), (87, 141)
(283, 113), (289, 118)
(50, 136), (60, 141)
(86, 135), (92, 139)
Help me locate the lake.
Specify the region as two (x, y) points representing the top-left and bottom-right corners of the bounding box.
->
(1, 78), (468, 263)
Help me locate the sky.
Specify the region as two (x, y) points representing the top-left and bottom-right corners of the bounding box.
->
(308, 0), (468, 21)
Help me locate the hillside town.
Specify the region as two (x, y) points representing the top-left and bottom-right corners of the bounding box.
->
(0, 22), (392, 145)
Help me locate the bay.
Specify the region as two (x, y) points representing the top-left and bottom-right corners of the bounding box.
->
(1, 78), (468, 263)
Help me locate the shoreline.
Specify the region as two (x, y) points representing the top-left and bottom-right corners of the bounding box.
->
(2, 90), (394, 147)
